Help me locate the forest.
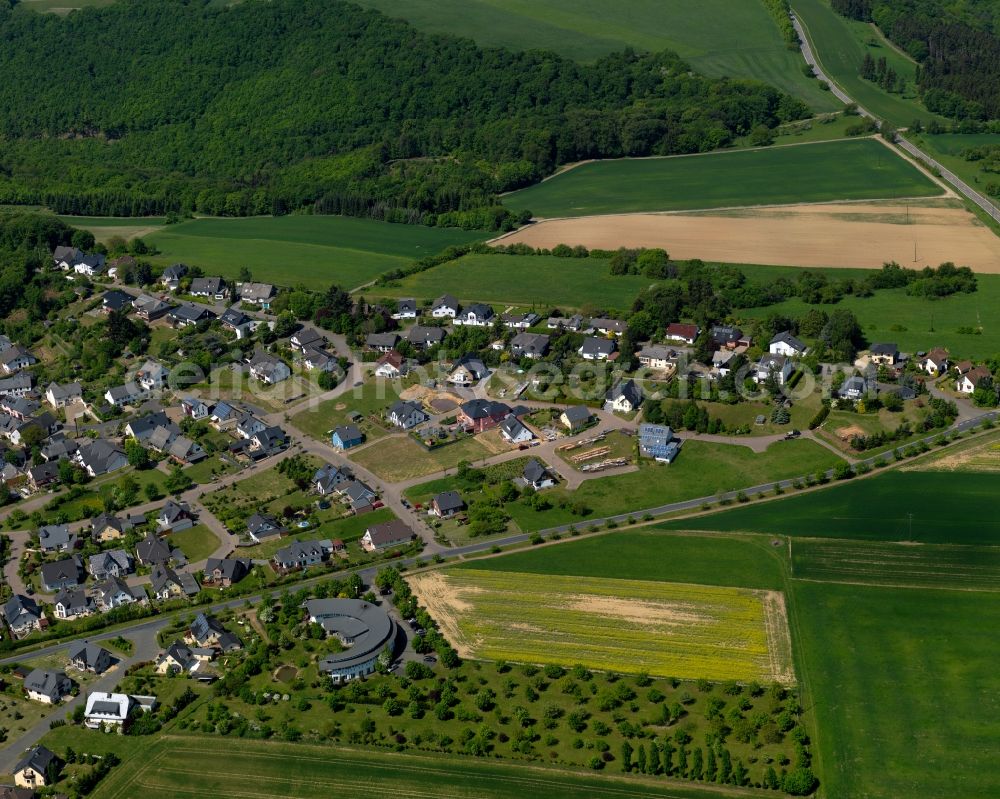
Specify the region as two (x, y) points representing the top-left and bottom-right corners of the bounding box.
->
(0, 0), (809, 226)
(832, 0), (1000, 119)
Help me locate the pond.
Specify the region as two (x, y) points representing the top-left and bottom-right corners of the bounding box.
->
(273, 665), (298, 682)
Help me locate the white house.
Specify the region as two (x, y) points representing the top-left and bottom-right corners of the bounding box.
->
(454, 303), (495, 327)
(45, 381), (83, 408)
(248, 352), (291, 384)
(605, 380), (642, 413)
(920, 348), (950, 376)
(579, 337), (616, 361)
(431, 294), (459, 318)
(392, 298), (417, 320)
(499, 413), (534, 444)
(769, 331), (807, 358)
(957, 365), (992, 394)
(755, 354), (794, 386)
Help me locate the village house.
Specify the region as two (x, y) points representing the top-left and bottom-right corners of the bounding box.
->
(769, 331), (808, 358)
(0, 372), (34, 399)
(458, 398), (511, 433)
(13, 746), (59, 790)
(387, 399), (428, 429)
(519, 458), (556, 490)
(155, 642), (200, 675)
(361, 519), (414, 552)
(40, 557), (83, 592)
(578, 337), (616, 361)
(637, 344), (679, 371)
(247, 513), (284, 543)
(664, 322), (700, 345)
(869, 342), (900, 365)
(406, 324), (446, 349)
(4, 594), (43, 638)
(248, 351), (291, 384)
(920, 348), (951, 376)
(448, 354), (491, 386)
(755, 354), (794, 386)
(502, 311), (539, 330)
(53, 588), (94, 620)
(640, 423), (680, 463)
(331, 424), (364, 450)
(38, 523), (76, 553)
(187, 612), (243, 652)
(426, 293), (459, 319)
(150, 564), (199, 601)
(605, 380), (642, 414)
(430, 490), (465, 518)
(711, 325), (746, 349)
(239, 282), (275, 309)
(101, 288), (134, 314)
(235, 412), (267, 439)
(53, 245), (84, 269)
(302, 346), (337, 372)
(0, 344), (36, 375)
(24, 668), (73, 704)
(132, 294), (172, 321)
(510, 332), (550, 359)
(169, 303), (216, 327)
(559, 405), (592, 432)
(712, 349), (737, 377)
(957, 365), (993, 394)
(136, 532), (173, 566)
(157, 500), (195, 532)
(273, 538), (331, 570)
(45, 381), (82, 408)
(94, 577), (146, 612)
(189, 276), (227, 299)
(84, 691), (156, 731)
(392, 298), (418, 319)
(68, 641), (113, 675)
(314, 462), (350, 494)
(455, 302), (495, 327)
(289, 327), (324, 352)
(75, 439), (127, 477)
(180, 396), (211, 420)
(499, 413), (534, 444)
(220, 307), (255, 338)
(203, 557), (252, 587)
(839, 375), (869, 401)
(160, 263), (188, 290)
(374, 350), (409, 378)
(87, 548), (133, 580)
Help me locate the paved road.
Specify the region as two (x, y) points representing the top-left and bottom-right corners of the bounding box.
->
(791, 11), (1000, 223)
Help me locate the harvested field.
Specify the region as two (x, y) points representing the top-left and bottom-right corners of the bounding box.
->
(902, 432), (1000, 472)
(409, 568), (795, 683)
(497, 201), (1000, 272)
(791, 538), (1000, 591)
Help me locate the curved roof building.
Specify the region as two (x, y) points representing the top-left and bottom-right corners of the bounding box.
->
(305, 598), (395, 681)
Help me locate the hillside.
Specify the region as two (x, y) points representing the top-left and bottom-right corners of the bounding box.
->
(0, 0), (809, 225)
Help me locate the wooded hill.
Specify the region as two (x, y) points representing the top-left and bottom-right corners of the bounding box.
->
(0, 0), (808, 226)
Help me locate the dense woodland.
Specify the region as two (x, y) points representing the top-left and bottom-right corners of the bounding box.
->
(0, 0), (809, 226)
(832, 0), (1000, 119)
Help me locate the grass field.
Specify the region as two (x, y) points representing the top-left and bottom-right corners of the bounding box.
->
(164, 523), (220, 563)
(348, 435), (493, 482)
(739, 270), (1000, 359)
(377, 253), (654, 311)
(913, 132), (1000, 201)
(503, 139), (941, 218)
(661, 471), (1000, 545)
(791, 581), (1000, 798)
(128, 216), (483, 291)
(790, 0), (948, 128)
(410, 568), (794, 683)
(791, 537), (1000, 590)
(353, 0), (838, 111)
(81, 733), (771, 799)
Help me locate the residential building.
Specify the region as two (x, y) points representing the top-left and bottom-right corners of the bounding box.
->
(638, 345), (679, 371)
(308, 598), (395, 682)
(770, 331), (808, 358)
(38, 523), (75, 553)
(712, 349), (737, 376)
(13, 746), (59, 789)
(53, 588), (94, 620)
(457, 399), (511, 433)
(180, 396), (211, 420)
(361, 519), (414, 552)
(430, 490), (465, 518)
(870, 342), (900, 365)
(665, 323), (700, 345)
(53, 245), (84, 269)
(239, 282), (275, 308)
(393, 298), (417, 319)
(502, 311), (539, 329)
(314, 463), (349, 494)
(302, 346), (336, 372)
(87, 549), (133, 580)
(0, 345), (36, 375)
(920, 348), (951, 376)
(589, 318), (626, 336)
(220, 307), (255, 338)
(499, 413), (533, 444)
(547, 313), (586, 331)
(331, 424), (364, 450)
(711, 325), (744, 348)
(4, 594), (43, 638)
(75, 439), (127, 477)
(187, 612), (242, 651)
(247, 513), (284, 543)
(0, 372), (33, 399)
(203, 557), (252, 587)
(578, 337), (616, 360)
(157, 500), (194, 532)
(559, 405), (592, 431)
(605, 380), (642, 414)
(639, 424), (680, 463)
(273, 538), (330, 570)
(249, 425), (288, 455)
(839, 375), (869, 401)
(431, 294), (459, 318)
(755, 354), (794, 386)
(160, 263), (188, 289)
(68, 641), (113, 674)
(136, 532), (173, 566)
(406, 324), (446, 349)
(72, 252), (106, 276)
(387, 399), (428, 429)
(448, 355), (491, 386)
(520, 458), (556, 490)
(45, 381), (82, 408)
(340, 480), (377, 514)
(94, 577), (145, 612)
(132, 294), (172, 321)
(189, 276), (227, 298)
(169, 303), (216, 327)
(248, 351), (291, 384)
(364, 332), (400, 353)
(90, 513), (133, 545)
(235, 412), (267, 439)
(510, 332), (550, 359)
(40, 557), (83, 592)
(455, 302), (495, 327)
(84, 692), (135, 730)
(101, 288), (134, 313)
(957, 365), (992, 394)
(151, 564), (198, 601)
(155, 642), (199, 675)
(289, 327), (324, 352)
(24, 669), (72, 704)
(374, 350), (409, 378)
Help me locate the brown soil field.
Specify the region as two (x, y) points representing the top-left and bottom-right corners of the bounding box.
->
(498, 201), (1000, 271)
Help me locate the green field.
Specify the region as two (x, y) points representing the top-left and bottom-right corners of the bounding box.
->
(791, 537), (1000, 590)
(740, 270), (1000, 359)
(791, 581), (1000, 799)
(353, 0), (838, 111)
(411, 568), (793, 682)
(790, 0), (947, 128)
(661, 471), (1000, 545)
(377, 252), (654, 311)
(165, 523), (221, 563)
(503, 139), (941, 218)
(137, 216), (485, 291)
(912, 132), (1000, 204)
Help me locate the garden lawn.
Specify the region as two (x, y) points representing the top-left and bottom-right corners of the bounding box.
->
(165, 524), (220, 562)
(790, 580), (1000, 799)
(469, 530), (787, 591)
(376, 253), (653, 312)
(503, 139), (940, 218)
(348, 435), (493, 482)
(183, 454), (240, 485)
(144, 216), (486, 291)
(661, 471), (1000, 545)
(352, 0), (838, 111)
(290, 378), (408, 442)
(790, 0), (947, 128)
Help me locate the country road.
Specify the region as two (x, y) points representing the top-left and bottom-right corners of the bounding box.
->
(790, 11), (1000, 225)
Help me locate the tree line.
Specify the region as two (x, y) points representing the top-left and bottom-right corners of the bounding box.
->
(0, 0), (809, 227)
(832, 0), (1000, 119)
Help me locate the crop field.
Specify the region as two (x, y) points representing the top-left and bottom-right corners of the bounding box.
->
(791, 538), (1000, 591)
(902, 431), (1000, 472)
(85, 734), (738, 799)
(501, 199), (1000, 272)
(503, 139), (941, 218)
(790, 0), (948, 128)
(662, 471), (1000, 545)
(792, 581), (1000, 799)
(353, 0), (838, 111)
(409, 568), (795, 683)
(138, 216), (485, 291)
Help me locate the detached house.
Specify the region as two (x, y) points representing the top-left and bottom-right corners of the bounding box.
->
(160, 263), (188, 290)
(430, 490), (465, 518)
(457, 399), (511, 433)
(365, 332), (399, 353)
(920, 348), (951, 376)
(638, 345), (679, 371)
(0, 345), (36, 375)
(4, 594), (43, 638)
(38, 523), (76, 553)
(406, 324), (446, 349)
(248, 351), (291, 384)
(68, 641), (113, 675)
(431, 294), (459, 318)
(53, 245), (84, 269)
(393, 298), (417, 319)
(75, 439), (127, 477)
(755, 354), (793, 386)
(189, 276), (227, 299)
(151, 564), (199, 601)
(870, 342), (900, 365)
(136, 532), (173, 566)
(510, 332), (550, 359)
(132, 294), (172, 321)
(560, 405), (592, 432)
(169, 303), (216, 327)
(13, 746), (59, 790)
(220, 307), (255, 338)
(769, 331), (808, 358)
(314, 462), (350, 495)
(605, 380), (642, 414)
(455, 303), (495, 327)
(502, 311), (539, 330)
(839, 375), (868, 401)
(94, 577), (145, 612)
(387, 400), (428, 429)
(45, 381), (82, 408)
(957, 365), (992, 394)
(0, 372), (33, 399)
(52, 588), (94, 620)
(239, 282), (275, 309)
(361, 520), (414, 552)
(203, 557), (252, 587)
(448, 355), (491, 386)
(157, 500), (194, 532)
(579, 337), (615, 361)
(640, 424), (680, 462)
(87, 549), (133, 580)
(247, 513), (284, 543)
(665, 323), (700, 345)
(40, 557), (83, 592)
(331, 424), (364, 450)
(520, 458), (556, 490)
(499, 413), (534, 444)
(374, 350), (409, 379)
(273, 538), (331, 570)
(24, 669), (72, 704)
(187, 612), (243, 652)
(289, 327), (324, 352)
